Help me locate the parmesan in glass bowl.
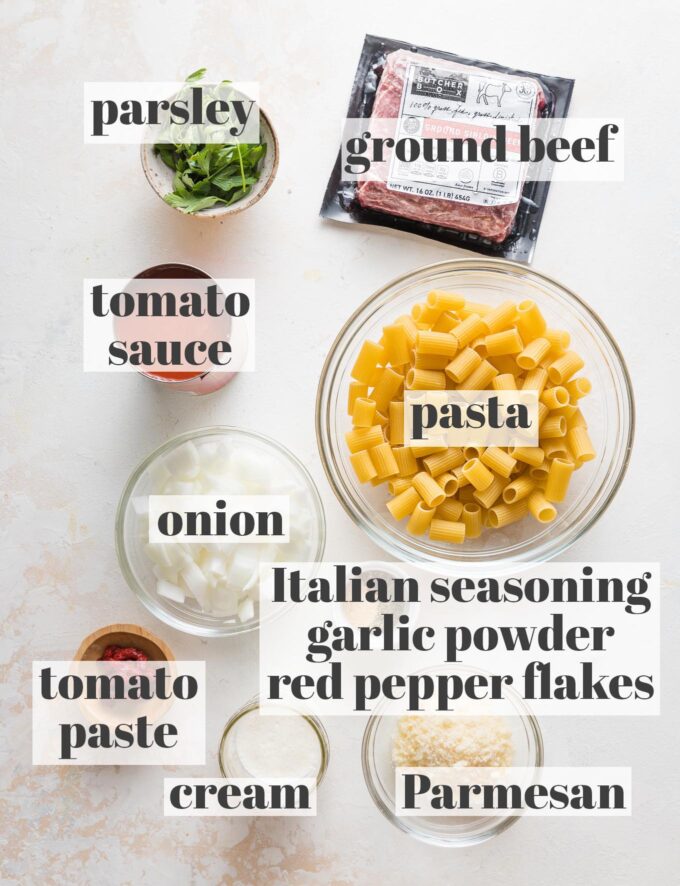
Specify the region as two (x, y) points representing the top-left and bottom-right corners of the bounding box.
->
(361, 664), (543, 846)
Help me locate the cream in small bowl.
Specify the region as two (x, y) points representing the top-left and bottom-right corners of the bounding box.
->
(219, 697), (330, 786)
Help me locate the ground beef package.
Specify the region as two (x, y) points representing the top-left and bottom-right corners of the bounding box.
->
(320, 35), (575, 263)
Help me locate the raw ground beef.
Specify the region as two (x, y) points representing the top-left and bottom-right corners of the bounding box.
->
(356, 50), (545, 243)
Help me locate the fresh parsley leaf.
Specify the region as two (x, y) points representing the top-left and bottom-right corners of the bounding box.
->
(212, 173), (257, 192)
(224, 185), (253, 205)
(153, 70), (266, 214)
(185, 67), (207, 83)
(163, 193), (224, 213)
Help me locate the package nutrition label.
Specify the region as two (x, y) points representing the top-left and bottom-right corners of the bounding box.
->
(387, 61), (539, 206)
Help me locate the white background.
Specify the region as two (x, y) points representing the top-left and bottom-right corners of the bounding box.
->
(1, 1), (679, 884)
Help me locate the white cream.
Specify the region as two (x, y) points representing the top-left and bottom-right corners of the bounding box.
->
(221, 706), (322, 780)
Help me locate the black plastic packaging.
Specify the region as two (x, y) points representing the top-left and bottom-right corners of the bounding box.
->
(320, 34), (575, 263)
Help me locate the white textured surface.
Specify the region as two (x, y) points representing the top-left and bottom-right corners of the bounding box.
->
(1, 1), (679, 883)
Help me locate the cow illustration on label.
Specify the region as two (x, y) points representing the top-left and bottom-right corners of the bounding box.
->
(477, 81), (511, 107)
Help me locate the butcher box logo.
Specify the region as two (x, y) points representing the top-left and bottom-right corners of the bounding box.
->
(412, 66), (468, 101)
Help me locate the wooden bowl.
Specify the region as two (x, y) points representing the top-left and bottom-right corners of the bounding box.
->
(74, 623), (174, 662)
(141, 108), (279, 219)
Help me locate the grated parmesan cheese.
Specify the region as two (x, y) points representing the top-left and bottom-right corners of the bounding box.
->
(392, 715), (514, 768)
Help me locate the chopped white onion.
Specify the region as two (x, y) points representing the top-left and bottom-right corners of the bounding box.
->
(165, 440), (201, 479)
(211, 585), (240, 616)
(180, 560), (209, 609)
(140, 434), (318, 624)
(132, 496), (149, 516)
(157, 579), (185, 603)
(238, 597), (255, 623)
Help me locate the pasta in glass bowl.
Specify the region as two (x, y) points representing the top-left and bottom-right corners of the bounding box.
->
(316, 259), (634, 567)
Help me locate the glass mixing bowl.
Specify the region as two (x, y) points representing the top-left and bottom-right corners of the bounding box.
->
(316, 259), (634, 567)
(115, 426), (326, 636)
(361, 665), (544, 847)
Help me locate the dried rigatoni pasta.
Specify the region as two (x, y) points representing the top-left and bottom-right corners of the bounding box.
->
(567, 408), (588, 430)
(510, 445), (545, 467)
(487, 354), (519, 375)
(457, 484), (478, 504)
(528, 490), (557, 523)
(517, 337), (551, 370)
(462, 359), (498, 390)
(411, 302), (441, 325)
(436, 472), (459, 497)
(394, 314), (418, 347)
(427, 289), (466, 312)
(462, 503), (483, 538)
(432, 312), (459, 333)
(350, 450), (377, 483)
(393, 446), (419, 477)
(544, 328), (570, 356)
(565, 377), (592, 401)
(407, 501), (436, 536)
(540, 386), (569, 410)
(344, 290), (596, 544)
(429, 519), (465, 543)
(414, 353), (450, 371)
(473, 474), (507, 509)
(348, 382), (368, 414)
(386, 486), (421, 520)
(540, 414), (567, 439)
(548, 351), (585, 384)
(423, 448), (465, 477)
(544, 458), (575, 502)
(346, 425), (384, 454)
(491, 373), (517, 391)
(382, 323), (411, 367)
(352, 397), (377, 428)
(567, 427), (596, 465)
(370, 442), (399, 479)
(451, 314), (486, 348)
(410, 442), (447, 458)
(351, 340), (385, 384)
(542, 438), (571, 462)
(480, 447), (516, 479)
(371, 367), (404, 413)
(459, 301), (492, 318)
(484, 328), (524, 357)
(462, 458), (494, 491)
(488, 499), (529, 528)
(529, 463), (550, 484)
(516, 300), (547, 342)
(481, 300), (516, 334)
(445, 347), (482, 383)
(502, 474), (535, 503)
(416, 330), (458, 358)
(406, 368), (446, 391)
(413, 471), (446, 508)
(388, 401), (405, 445)
(388, 477), (412, 496)
(522, 367), (548, 393)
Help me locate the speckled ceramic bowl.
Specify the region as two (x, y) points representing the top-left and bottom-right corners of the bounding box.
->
(141, 108), (279, 219)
